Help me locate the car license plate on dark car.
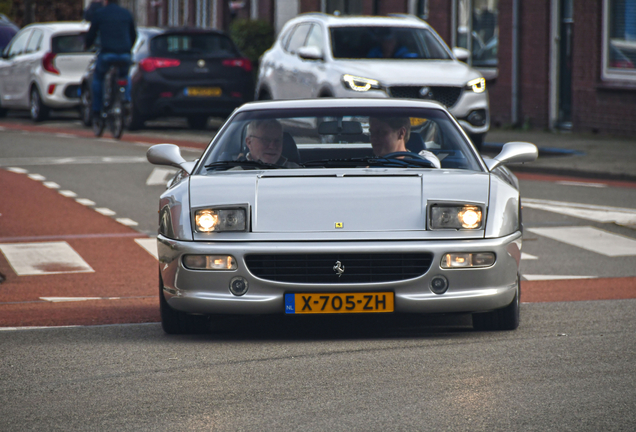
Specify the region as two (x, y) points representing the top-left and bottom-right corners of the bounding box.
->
(285, 292), (394, 314)
(185, 87), (222, 97)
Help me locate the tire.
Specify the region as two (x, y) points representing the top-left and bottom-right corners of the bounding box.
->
(159, 272), (205, 334)
(107, 93), (124, 139)
(92, 112), (104, 137)
(469, 133), (485, 152)
(187, 115), (208, 130)
(30, 86), (49, 122)
(80, 85), (93, 127)
(472, 276), (520, 331)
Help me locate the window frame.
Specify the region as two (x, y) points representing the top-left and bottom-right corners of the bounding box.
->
(601, 0), (636, 83)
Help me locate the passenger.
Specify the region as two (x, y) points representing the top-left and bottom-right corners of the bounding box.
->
(243, 119), (300, 167)
(367, 29), (417, 59)
(369, 117), (441, 168)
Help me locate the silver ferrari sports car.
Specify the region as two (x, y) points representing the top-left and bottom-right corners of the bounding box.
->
(147, 98), (537, 334)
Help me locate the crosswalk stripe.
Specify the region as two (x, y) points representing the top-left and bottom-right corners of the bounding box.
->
(528, 226), (636, 257)
(522, 198), (636, 227)
(0, 241), (94, 276)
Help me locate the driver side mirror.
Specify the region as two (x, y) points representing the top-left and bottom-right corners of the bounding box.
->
(147, 143), (195, 174)
(298, 46), (323, 61)
(485, 142), (538, 171)
(452, 47), (470, 62)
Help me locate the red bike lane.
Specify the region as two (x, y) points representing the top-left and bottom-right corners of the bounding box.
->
(0, 169), (159, 327)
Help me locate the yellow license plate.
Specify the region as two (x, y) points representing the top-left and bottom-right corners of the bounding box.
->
(185, 87), (222, 97)
(285, 292), (394, 314)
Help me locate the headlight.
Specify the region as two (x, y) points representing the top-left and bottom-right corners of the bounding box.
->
(429, 205), (483, 230)
(342, 74), (381, 92)
(466, 77), (486, 93)
(194, 208), (246, 232)
(441, 252), (495, 269)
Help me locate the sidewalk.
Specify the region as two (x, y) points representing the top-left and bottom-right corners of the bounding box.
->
(485, 129), (636, 182)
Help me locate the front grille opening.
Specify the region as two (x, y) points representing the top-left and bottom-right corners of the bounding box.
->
(245, 253), (433, 284)
(389, 86), (463, 108)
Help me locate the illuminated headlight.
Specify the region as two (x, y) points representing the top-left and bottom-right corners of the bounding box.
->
(183, 255), (237, 270)
(342, 74), (381, 92)
(195, 208), (246, 232)
(441, 252), (495, 269)
(429, 205), (483, 230)
(466, 77), (486, 93)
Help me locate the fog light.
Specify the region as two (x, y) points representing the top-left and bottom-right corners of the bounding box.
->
(183, 255), (237, 270)
(441, 252), (495, 269)
(467, 109), (487, 126)
(229, 276), (248, 296)
(430, 275), (449, 294)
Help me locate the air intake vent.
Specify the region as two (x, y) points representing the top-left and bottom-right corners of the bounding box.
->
(389, 86), (463, 108)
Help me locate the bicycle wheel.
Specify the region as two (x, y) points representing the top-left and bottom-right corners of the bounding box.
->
(107, 90), (124, 139)
(93, 112), (105, 136)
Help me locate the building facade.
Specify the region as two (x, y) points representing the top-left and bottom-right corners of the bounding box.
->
(141, 0), (636, 136)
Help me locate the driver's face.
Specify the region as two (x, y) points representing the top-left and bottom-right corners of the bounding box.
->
(369, 118), (401, 156)
(246, 125), (283, 164)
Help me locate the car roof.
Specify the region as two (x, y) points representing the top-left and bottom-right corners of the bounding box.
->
(236, 98), (447, 112)
(290, 13), (431, 29)
(23, 21), (90, 33)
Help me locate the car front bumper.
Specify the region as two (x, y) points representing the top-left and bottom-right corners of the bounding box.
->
(158, 231), (522, 316)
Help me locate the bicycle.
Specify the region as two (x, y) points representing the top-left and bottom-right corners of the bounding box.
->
(93, 62), (129, 139)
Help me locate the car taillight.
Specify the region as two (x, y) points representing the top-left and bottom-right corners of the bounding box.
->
(139, 57), (181, 73)
(117, 79), (128, 86)
(222, 58), (252, 72)
(43, 52), (59, 75)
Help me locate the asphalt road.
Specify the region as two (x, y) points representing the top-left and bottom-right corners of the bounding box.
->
(1, 116), (636, 430)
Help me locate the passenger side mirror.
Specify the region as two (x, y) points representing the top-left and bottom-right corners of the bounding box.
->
(297, 46), (323, 61)
(485, 142), (538, 171)
(452, 47), (470, 62)
(147, 143), (194, 174)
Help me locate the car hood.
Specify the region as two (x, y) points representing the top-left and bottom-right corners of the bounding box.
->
(335, 59), (479, 86)
(190, 169), (489, 237)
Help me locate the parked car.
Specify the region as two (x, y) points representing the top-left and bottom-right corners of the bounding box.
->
(0, 14), (18, 52)
(146, 97), (537, 334)
(81, 27), (255, 130)
(256, 14), (490, 149)
(0, 22), (93, 121)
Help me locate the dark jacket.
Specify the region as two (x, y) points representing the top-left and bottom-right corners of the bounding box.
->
(83, 1), (103, 22)
(85, 3), (136, 54)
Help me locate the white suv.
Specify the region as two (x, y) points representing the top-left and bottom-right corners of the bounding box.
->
(256, 14), (489, 149)
(0, 22), (94, 121)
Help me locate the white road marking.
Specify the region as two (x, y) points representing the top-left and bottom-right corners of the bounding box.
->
(0, 241), (94, 276)
(556, 181), (607, 188)
(134, 238), (158, 259)
(54, 133), (76, 139)
(521, 252), (538, 260)
(528, 226), (636, 257)
(95, 207), (116, 216)
(75, 198), (96, 206)
(59, 190), (77, 197)
(6, 167), (28, 173)
(0, 156), (147, 167)
(522, 274), (597, 281)
(522, 198), (636, 227)
(40, 297), (104, 302)
(43, 181), (60, 189)
(27, 173), (45, 181)
(116, 218), (138, 226)
(146, 167), (178, 186)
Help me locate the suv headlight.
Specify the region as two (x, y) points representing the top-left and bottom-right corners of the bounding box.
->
(429, 204), (484, 230)
(342, 74), (381, 92)
(194, 207), (247, 232)
(465, 77), (486, 93)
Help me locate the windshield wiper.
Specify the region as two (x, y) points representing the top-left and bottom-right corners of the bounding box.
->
(204, 160), (285, 171)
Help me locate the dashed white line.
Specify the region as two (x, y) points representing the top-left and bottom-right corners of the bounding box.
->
(134, 238), (158, 259)
(116, 218), (139, 226)
(556, 181), (607, 188)
(59, 190), (77, 198)
(75, 198), (96, 206)
(43, 181), (60, 189)
(521, 252), (538, 260)
(95, 207), (116, 216)
(522, 274), (597, 281)
(7, 167), (28, 173)
(27, 173), (46, 181)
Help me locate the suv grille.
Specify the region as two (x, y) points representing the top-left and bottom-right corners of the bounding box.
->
(389, 86), (463, 108)
(244, 253), (433, 284)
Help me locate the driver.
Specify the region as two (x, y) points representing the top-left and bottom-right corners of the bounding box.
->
(243, 120), (299, 167)
(369, 117), (441, 168)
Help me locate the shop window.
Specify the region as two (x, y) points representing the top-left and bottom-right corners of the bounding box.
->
(454, 0), (498, 69)
(603, 0), (636, 82)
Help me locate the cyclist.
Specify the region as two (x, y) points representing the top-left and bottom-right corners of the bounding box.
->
(84, 0), (136, 125)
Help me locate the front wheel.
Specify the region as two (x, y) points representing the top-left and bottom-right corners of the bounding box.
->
(472, 276), (520, 331)
(107, 94), (124, 139)
(80, 85), (93, 127)
(92, 112), (104, 137)
(30, 86), (49, 122)
(159, 273), (206, 334)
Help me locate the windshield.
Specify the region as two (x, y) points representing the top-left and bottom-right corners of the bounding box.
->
(197, 107), (482, 173)
(330, 26), (451, 60)
(150, 33), (238, 57)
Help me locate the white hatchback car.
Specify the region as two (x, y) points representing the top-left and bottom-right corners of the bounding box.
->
(0, 22), (93, 121)
(256, 14), (489, 149)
